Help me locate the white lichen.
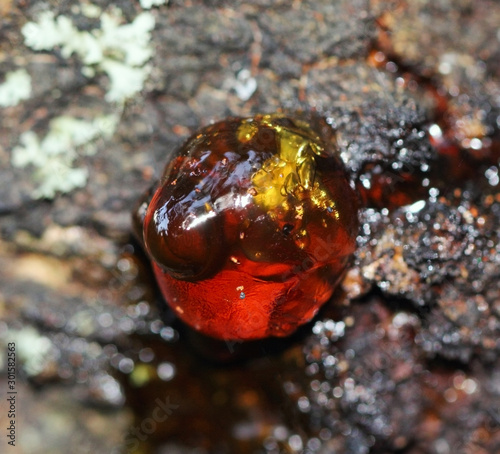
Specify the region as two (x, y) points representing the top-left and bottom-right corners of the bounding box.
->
(0, 69), (32, 107)
(14, 4), (158, 198)
(81, 3), (102, 18)
(140, 0), (167, 9)
(100, 59), (151, 102)
(7, 327), (54, 377)
(12, 114), (118, 198)
(22, 8), (155, 104)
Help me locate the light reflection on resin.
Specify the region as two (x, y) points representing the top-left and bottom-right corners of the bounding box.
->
(136, 114), (359, 340)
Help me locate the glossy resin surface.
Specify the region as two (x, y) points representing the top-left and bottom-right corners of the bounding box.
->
(137, 114), (359, 340)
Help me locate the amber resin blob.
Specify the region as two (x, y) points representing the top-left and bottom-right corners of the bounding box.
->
(137, 114), (359, 340)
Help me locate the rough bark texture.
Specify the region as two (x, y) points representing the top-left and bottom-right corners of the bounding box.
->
(1, 0), (499, 453)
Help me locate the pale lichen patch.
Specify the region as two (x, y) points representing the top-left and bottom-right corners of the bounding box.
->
(12, 115), (118, 199)
(140, 0), (167, 10)
(0, 69), (32, 107)
(13, 4), (158, 198)
(21, 9), (156, 104)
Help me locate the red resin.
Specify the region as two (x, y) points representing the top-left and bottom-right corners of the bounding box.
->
(139, 115), (359, 340)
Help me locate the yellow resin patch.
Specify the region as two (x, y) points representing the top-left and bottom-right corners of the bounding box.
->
(239, 114), (338, 216)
